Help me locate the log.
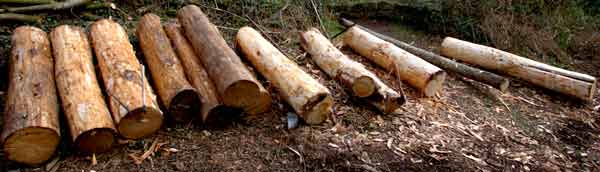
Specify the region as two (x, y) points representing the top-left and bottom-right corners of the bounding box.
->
(50, 25), (116, 154)
(1, 26), (60, 165)
(0, 13), (42, 23)
(339, 18), (510, 92)
(136, 14), (200, 122)
(90, 19), (163, 139)
(177, 5), (271, 115)
(0, 0), (91, 13)
(0, 0), (55, 4)
(344, 26), (447, 97)
(441, 37), (597, 100)
(237, 27), (334, 124)
(163, 22), (237, 124)
(300, 28), (405, 114)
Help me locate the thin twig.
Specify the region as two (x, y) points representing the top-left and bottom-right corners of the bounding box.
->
(310, 0), (329, 38)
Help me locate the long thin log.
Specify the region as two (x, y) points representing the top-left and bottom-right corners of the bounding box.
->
(0, 0), (55, 4)
(344, 26), (447, 97)
(164, 22), (237, 124)
(50, 25), (116, 154)
(0, 0), (91, 13)
(0, 13), (42, 23)
(137, 14), (200, 123)
(90, 19), (163, 139)
(237, 27), (334, 124)
(300, 28), (405, 114)
(177, 5), (271, 115)
(441, 37), (597, 100)
(339, 18), (510, 92)
(2, 26), (60, 166)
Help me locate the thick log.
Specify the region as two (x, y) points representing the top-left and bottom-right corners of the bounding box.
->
(339, 18), (510, 92)
(300, 28), (404, 114)
(344, 26), (446, 97)
(2, 26), (60, 165)
(90, 19), (163, 139)
(177, 5), (271, 115)
(163, 22), (237, 124)
(50, 25), (116, 154)
(136, 14), (200, 122)
(441, 37), (597, 100)
(237, 27), (334, 124)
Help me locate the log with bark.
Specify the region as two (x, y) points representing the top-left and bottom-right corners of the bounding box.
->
(90, 19), (163, 139)
(177, 5), (271, 115)
(0, 13), (42, 23)
(237, 27), (334, 124)
(137, 14), (200, 123)
(0, 0), (55, 4)
(344, 26), (447, 97)
(300, 28), (404, 114)
(50, 25), (116, 154)
(339, 18), (510, 92)
(2, 26), (60, 165)
(164, 22), (237, 124)
(441, 37), (597, 100)
(0, 0), (91, 13)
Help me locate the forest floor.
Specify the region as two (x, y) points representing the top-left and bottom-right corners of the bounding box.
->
(0, 1), (599, 172)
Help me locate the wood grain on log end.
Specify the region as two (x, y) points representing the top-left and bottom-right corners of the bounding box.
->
(117, 107), (163, 139)
(74, 128), (115, 154)
(3, 127), (60, 165)
(222, 79), (272, 115)
(302, 93), (334, 124)
(168, 88), (201, 122)
(351, 76), (376, 97)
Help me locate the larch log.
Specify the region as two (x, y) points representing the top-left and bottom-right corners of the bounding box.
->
(164, 22), (238, 124)
(441, 37), (596, 100)
(237, 27), (334, 124)
(50, 25), (116, 154)
(338, 18), (509, 92)
(344, 26), (446, 97)
(300, 28), (405, 114)
(177, 5), (271, 115)
(1, 26), (60, 166)
(137, 14), (200, 122)
(90, 19), (163, 139)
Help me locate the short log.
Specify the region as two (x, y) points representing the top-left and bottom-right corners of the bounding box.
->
(2, 26), (60, 165)
(177, 5), (271, 115)
(90, 19), (163, 139)
(50, 25), (116, 154)
(137, 14), (200, 122)
(237, 27), (334, 124)
(344, 26), (446, 97)
(300, 28), (405, 114)
(441, 37), (596, 100)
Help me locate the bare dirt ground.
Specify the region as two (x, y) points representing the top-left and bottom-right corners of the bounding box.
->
(0, 1), (599, 172)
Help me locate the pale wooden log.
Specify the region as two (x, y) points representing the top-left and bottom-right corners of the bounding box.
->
(2, 26), (60, 165)
(339, 18), (509, 92)
(177, 5), (271, 115)
(237, 27), (334, 124)
(344, 26), (446, 97)
(136, 14), (200, 122)
(300, 28), (404, 114)
(50, 25), (116, 154)
(441, 37), (596, 100)
(163, 22), (237, 124)
(90, 19), (163, 139)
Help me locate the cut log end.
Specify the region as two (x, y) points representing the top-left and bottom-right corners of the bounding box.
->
(222, 80), (271, 115)
(382, 93), (405, 114)
(74, 128), (115, 154)
(118, 107), (163, 139)
(302, 94), (334, 124)
(424, 71), (447, 97)
(168, 88), (201, 122)
(352, 76), (376, 97)
(3, 127), (60, 165)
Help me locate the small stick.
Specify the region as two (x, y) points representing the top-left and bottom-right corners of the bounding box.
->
(309, 0), (328, 38)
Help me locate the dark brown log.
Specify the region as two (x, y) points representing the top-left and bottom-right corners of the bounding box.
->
(2, 26), (60, 165)
(0, 13), (42, 23)
(0, 0), (91, 13)
(164, 22), (237, 124)
(137, 14), (200, 122)
(177, 5), (271, 115)
(90, 19), (163, 139)
(51, 25), (116, 154)
(339, 18), (510, 92)
(237, 27), (334, 124)
(300, 28), (405, 114)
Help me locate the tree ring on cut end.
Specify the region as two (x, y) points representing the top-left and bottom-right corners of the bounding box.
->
(118, 107), (163, 139)
(302, 93), (334, 125)
(223, 80), (271, 115)
(3, 127), (60, 165)
(168, 88), (201, 122)
(75, 128), (116, 154)
(352, 75), (376, 98)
